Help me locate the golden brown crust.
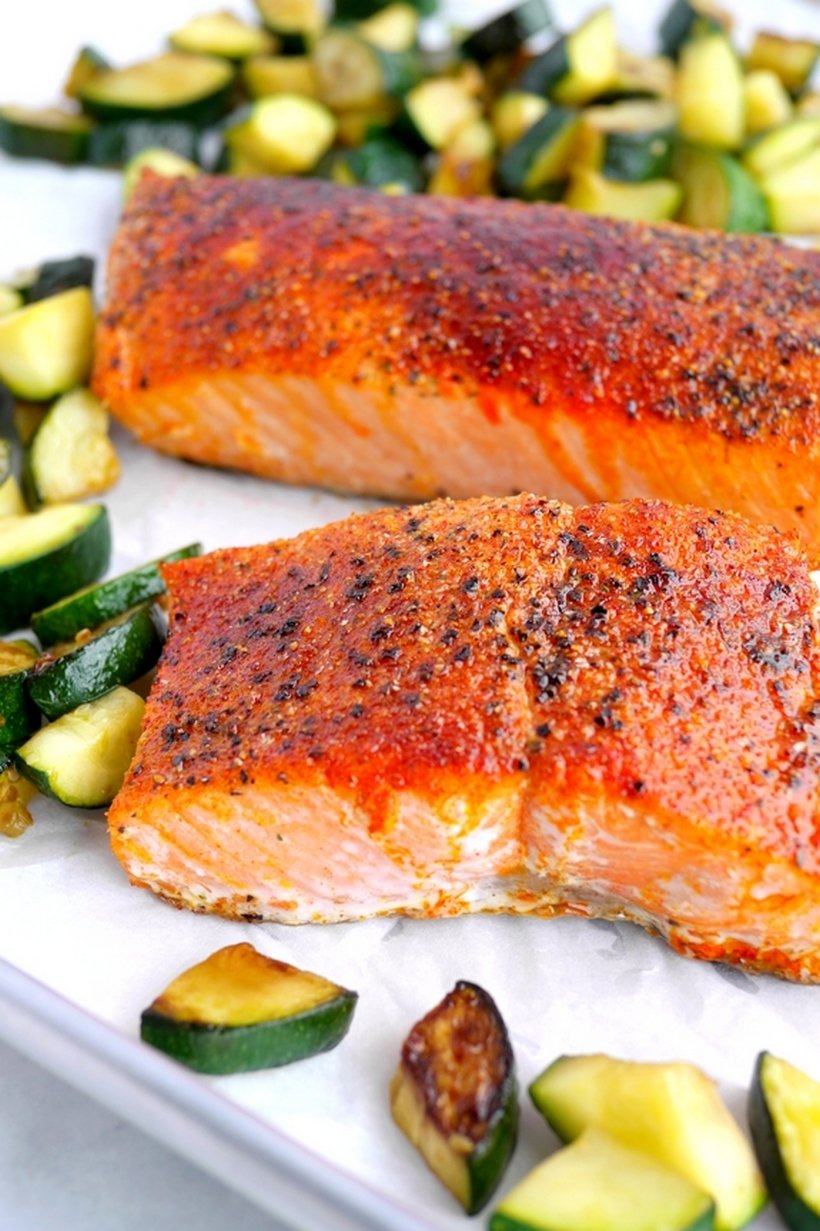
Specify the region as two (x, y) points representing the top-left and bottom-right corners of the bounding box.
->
(95, 174), (820, 447)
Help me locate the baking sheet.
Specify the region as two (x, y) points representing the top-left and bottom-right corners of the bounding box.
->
(1, 2), (819, 1229)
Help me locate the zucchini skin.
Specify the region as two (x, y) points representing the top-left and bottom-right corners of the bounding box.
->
(748, 1053), (820, 1231)
(141, 991), (357, 1075)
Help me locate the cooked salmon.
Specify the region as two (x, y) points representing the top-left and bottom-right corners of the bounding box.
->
(92, 175), (820, 562)
(108, 495), (820, 982)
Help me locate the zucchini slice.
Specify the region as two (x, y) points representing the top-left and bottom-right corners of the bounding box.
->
(313, 29), (421, 110)
(87, 120), (201, 168)
(743, 118), (820, 179)
(491, 91), (549, 152)
(326, 134), (424, 191)
(0, 106), (92, 165)
(529, 1055), (766, 1231)
(225, 95), (336, 174)
(746, 32), (820, 97)
(403, 77), (483, 150)
(743, 71), (793, 137)
(169, 11), (277, 60)
(253, 0), (324, 51)
(358, 4), (420, 54)
(564, 167), (682, 220)
(572, 99), (677, 181)
(0, 639), (39, 750)
(677, 30), (744, 149)
(27, 603), (165, 721)
(760, 145), (820, 235)
(78, 53), (235, 126)
(63, 46), (111, 101)
(32, 543), (201, 647)
(0, 503), (110, 635)
(123, 148), (200, 199)
(517, 8), (617, 105)
(0, 761), (36, 839)
(461, 0), (555, 65)
(658, 0), (732, 58)
(676, 147), (769, 232)
(498, 105), (581, 197)
(24, 388), (120, 507)
(490, 1127), (716, 1231)
(241, 54), (319, 100)
(603, 50), (676, 101)
(748, 1051), (820, 1231)
(20, 255), (94, 306)
(390, 981), (518, 1215)
(0, 286), (95, 401)
(15, 685), (144, 808)
(140, 943), (358, 1075)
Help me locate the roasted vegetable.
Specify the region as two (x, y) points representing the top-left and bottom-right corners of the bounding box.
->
(24, 388), (120, 507)
(390, 981), (518, 1215)
(0, 639), (39, 750)
(0, 287), (95, 401)
(141, 942), (357, 1074)
(748, 1052), (820, 1231)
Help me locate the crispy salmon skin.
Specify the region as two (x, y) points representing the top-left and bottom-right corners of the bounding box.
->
(108, 496), (820, 982)
(93, 175), (820, 560)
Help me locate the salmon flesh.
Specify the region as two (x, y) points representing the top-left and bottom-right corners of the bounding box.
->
(93, 175), (820, 562)
(108, 496), (820, 982)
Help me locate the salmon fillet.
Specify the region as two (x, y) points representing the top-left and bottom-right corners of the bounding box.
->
(108, 495), (820, 982)
(93, 175), (820, 561)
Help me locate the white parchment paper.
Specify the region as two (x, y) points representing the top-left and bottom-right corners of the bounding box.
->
(0, 3), (819, 1228)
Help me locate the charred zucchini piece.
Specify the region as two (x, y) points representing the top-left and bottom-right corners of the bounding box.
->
(141, 943), (358, 1074)
(564, 167), (682, 220)
(677, 147), (769, 232)
(390, 981), (518, 1215)
(24, 389), (120, 507)
(490, 1128), (716, 1231)
(0, 639), (39, 750)
(461, 0), (555, 65)
(123, 148), (200, 198)
(242, 54), (319, 99)
(313, 29), (421, 110)
(760, 145), (820, 234)
(32, 543), (201, 647)
(748, 1052), (820, 1231)
(254, 0), (324, 51)
(744, 71), (793, 136)
(15, 685), (144, 808)
(529, 1055), (766, 1231)
(572, 99), (677, 181)
(27, 602), (164, 721)
(225, 95), (336, 173)
(358, 4), (420, 54)
(78, 53), (235, 126)
(0, 503), (110, 635)
(20, 256), (94, 305)
(743, 118), (820, 179)
(0, 106), (92, 165)
(64, 46), (111, 100)
(87, 119), (201, 167)
(677, 30), (744, 149)
(498, 104), (579, 196)
(0, 287), (95, 401)
(746, 32), (820, 97)
(658, 0), (732, 58)
(516, 8), (617, 105)
(169, 11), (277, 60)
(0, 759), (36, 838)
(402, 77), (482, 150)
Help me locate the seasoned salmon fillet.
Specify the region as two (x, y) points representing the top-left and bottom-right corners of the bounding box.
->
(108, 496), (820, 982)
(93, 175), (820, 561)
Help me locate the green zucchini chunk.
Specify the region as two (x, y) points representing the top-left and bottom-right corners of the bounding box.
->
(564, 168), (682, 220)
(516, 7), (617, 104)
(326, 134), (424, 191)
(490, 1127), (716, 1231)
(140, 943), (358, 1075)
(241, 54), (319, 100)
(529, 1055), (766, 1231)
(0, 106), (93, 165)
(390, 980), (518, 1215)
(402, 77), (482, 150)
(314, 29), (422, 110)
(677, 31), (744, 149)
(658, 0), (731, 58)
(358, 4), (421, 54)
(742, 118), (820, 180)
(748, 1051), (820, 1231)
(15, 685), (145, 808)
(677, 147), (769, 233)
(461, 0), (555, 65)
(78, 53), (235, 126)
(0, 503), (110, 635)
(746, 31), (820, 96)
(0, 760), (36, 838)
(21, 255), (95, 305)
(32, 543), (201, 646)
(335, 0), (435, 15)
(760, 146), (820, 235)
(27, 602), (165, 721)
(0, 639), (39, 750)
(169, 11), (276, 60)
(64, 45), (111, 100)
(573, 99), (677, 181)
(491, 91), (550, 152)
(744, 71), (793, 136)
(123, 148), (200, 199)
(0, 286), (95, 401)
(24, 388), (120, 507)
(225, 95), (336, 174)
(498, 105), (580, 197)
(87, 119), (201, 167)
(254, 0), (324, 50)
